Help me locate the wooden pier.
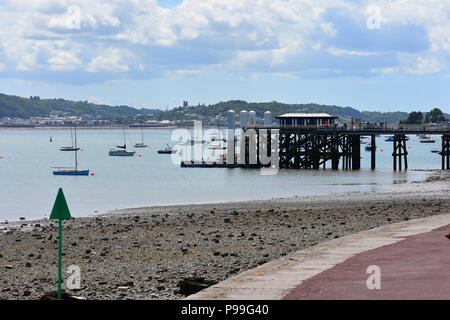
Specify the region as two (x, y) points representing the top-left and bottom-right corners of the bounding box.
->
(233, 125), (450, 171)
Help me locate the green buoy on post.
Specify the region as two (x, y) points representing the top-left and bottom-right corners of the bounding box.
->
(49, 188), (72, 300)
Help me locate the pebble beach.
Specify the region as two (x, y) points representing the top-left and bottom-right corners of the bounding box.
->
(0, 170), (449, 300)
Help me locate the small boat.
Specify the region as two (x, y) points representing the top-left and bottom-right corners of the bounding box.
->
(158, 144), (176, 154)
(385, 136), (409, 142)
(208, 144), (227, 150)
(419, 138), (435, 143)
(439, 150), (450, 156)
(60, 146), (80, 151)
(109, 126), (135, 156)
(109, 148), (136, 156)
(431, 148), (441, 154)
(365, 143), (376, 151)
(211, 136), (226, 142)
(53, 124), (89, 176)
(180, 139), (206, 145)
(134, 127), (148, 148)
(53, 168), (90, 176)
(60, 127), (80, 151)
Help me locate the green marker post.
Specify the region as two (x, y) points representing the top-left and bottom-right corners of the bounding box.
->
(50, 188), (72, 300)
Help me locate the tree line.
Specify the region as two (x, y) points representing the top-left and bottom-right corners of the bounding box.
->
(400, 108), (448, 124)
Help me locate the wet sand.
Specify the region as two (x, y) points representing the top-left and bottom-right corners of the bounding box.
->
(0, 170), (449, 300)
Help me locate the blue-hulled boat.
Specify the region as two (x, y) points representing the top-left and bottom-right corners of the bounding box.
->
(53, 168), (89, 176)
(431, 148), (441, 154)
(365, 143), (376, 152)
(158, 144), (176, 154)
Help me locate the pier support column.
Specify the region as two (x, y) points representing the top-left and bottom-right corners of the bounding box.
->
(351, 135), (361, 170)
(342, 135), (352, 170)
(312, 134), (320, 170)
(442, 135), (450, 170)
(392, 134), (408, 171)
(371, 135), (376, 170)
(331, 134), (339, 170)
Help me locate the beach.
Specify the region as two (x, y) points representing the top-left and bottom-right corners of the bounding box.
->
(0, 170), (449, 300)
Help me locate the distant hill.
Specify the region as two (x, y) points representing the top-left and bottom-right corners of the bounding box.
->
(1, 93), (446, 124)
(156, 100), (413, 124)
(0, 93), (162, 119)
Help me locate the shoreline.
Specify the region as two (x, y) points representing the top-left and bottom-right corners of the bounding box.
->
(0, 170), (449, 300)
(0, 125), (227, 131)
(0, 168), (435, 225)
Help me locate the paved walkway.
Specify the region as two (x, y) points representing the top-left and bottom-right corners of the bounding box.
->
(187, 214), (450, 300)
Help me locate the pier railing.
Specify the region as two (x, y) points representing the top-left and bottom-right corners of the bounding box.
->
(249, 123), (450, 134)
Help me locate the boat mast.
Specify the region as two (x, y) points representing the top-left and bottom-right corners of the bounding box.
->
(123, 124), (126, 148)
(74, 123), (78, 171)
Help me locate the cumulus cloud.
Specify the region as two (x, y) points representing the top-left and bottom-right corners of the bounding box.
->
(48, 51), (82, 71)
(0, 0), (448, 83)
(373, 56), (444, 75)
(86, 48), (130, 73)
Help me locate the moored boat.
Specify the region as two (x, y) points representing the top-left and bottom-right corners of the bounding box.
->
(365, 143), (376, 151)
(60, 146), (80, 151)
(109, 126), (136, 156)
(109, 149), (136, 156)
(134, 128), (148, 148)
(431, 148), (441, 153)
(53, 168), (89, 175)
(419, 137), (435, 143)
(53, 124), (89, 175)
(158, 144), (176, 154)
(60, 126), (81, 151)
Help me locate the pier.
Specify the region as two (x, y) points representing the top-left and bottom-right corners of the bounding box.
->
(233, 125), (450, 171)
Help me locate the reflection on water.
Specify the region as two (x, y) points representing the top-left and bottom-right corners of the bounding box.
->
(0, 129), (439, 220)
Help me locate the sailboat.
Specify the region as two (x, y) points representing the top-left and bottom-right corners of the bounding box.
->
(109, 126), (136, 156)
(53, 124), (89, 175)
(134, 127), (148, 148)
(60, 126), (80, 151)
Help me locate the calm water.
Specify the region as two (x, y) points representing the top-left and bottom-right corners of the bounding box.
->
(0, 128), (441, 221)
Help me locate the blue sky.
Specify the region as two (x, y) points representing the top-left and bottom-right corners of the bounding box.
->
(0, 0), (449, 112)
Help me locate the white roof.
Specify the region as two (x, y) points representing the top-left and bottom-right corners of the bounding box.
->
(277, 113), (337, 118)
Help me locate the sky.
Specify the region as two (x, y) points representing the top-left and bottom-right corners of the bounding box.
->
(0, 0), (449, 112)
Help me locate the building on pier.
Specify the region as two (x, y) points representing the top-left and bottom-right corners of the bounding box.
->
(276, 113), (338, 126)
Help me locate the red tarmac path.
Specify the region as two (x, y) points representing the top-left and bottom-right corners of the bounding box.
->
(284, 224), (450, 300)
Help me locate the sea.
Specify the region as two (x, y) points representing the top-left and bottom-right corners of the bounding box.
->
(0, 128), (442, 221)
